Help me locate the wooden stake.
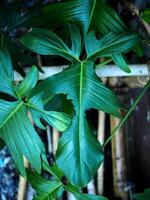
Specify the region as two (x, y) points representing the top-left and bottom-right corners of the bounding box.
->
(97, 111), (105, 195)
(52, 128), (60, 155)
(17, 158), (29, 200)
(110, 116), (128, 200)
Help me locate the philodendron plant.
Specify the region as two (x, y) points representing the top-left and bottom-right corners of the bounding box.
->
(0, 0), (150, 199)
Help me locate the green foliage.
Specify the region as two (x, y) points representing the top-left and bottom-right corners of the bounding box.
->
(0, 49), (71, 177)
(0, 0), (149, 199)
(140, 8), (150, 23)
(20, 24), (141, 186)
(135, 188), (150, 200)
(27, 170), (63, 200)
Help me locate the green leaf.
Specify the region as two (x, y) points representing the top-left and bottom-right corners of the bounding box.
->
(27, 100), (72, 132)
(0, 99), (46, 176)
(16, 65), (39, 98)
(112, 53), (131, 73)
(0, 48), (13, 80)
(20, 28), (80, 62)
(43, 0), (126, 35)
(74, 192), (108, 200)
(29, 60), (121, 186)
(0, 48), (17, 97)
(27, 169), (63, 200)
(85, 31), (141, 59)
(135, 188), (150, 200)
(140, 8), (150, 23)
(0, 36), (37, 73)
(21, 27), (129, 186)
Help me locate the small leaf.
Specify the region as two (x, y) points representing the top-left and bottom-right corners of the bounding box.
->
(112, 53), (131, 73)
(16, 65), (39, 98)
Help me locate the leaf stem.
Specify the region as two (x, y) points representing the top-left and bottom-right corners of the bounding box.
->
(95, 58), (112, 69)
(103, 80), (150, 148)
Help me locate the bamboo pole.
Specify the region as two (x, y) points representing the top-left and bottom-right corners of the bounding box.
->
(52, 128), (60, 155)
(110, 116), (128, 200)
(97, 111), (106, 195)
(14, 64), (150, 81)
(17, 158), (29, 200)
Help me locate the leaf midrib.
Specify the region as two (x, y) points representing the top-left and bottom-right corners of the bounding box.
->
(0, 101), (23, 129)
(87, 0), (97, 31)
(78, 61), (84, 177)
(38, 182), (62, 200)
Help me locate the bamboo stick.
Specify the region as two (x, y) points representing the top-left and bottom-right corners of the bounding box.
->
(97, 111), (106, 195)
(110, 116), (128, 200)
(14, 64), (150, 81)
(52, 128), (60, 155)
(17, 158), (29, 200)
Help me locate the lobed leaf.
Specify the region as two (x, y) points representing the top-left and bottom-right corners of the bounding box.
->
(86, 31), (141, 60)
(20, 28), (80, 62)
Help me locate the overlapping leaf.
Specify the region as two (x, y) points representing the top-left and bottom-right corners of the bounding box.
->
(27, 170), (63, 200)
(0, 99), (46, 176)
(0, 51), (71, 176)
(0, 48), (17, 97)
(20, 27), (141, 186)
(42, 0), (126, 35)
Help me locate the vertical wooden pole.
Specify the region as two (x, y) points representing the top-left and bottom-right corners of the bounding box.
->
(110, 116), (128, 200)
(17, 158), (29, 200)
(97, 111), (105, 195)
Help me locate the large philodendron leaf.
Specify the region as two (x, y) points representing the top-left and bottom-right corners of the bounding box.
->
(21, 27), (141, 186)
(28, 61), (121, 186)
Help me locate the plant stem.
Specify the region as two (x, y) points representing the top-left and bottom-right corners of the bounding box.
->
(95, 58), (112, 68)
(103, 80), (150, 148)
